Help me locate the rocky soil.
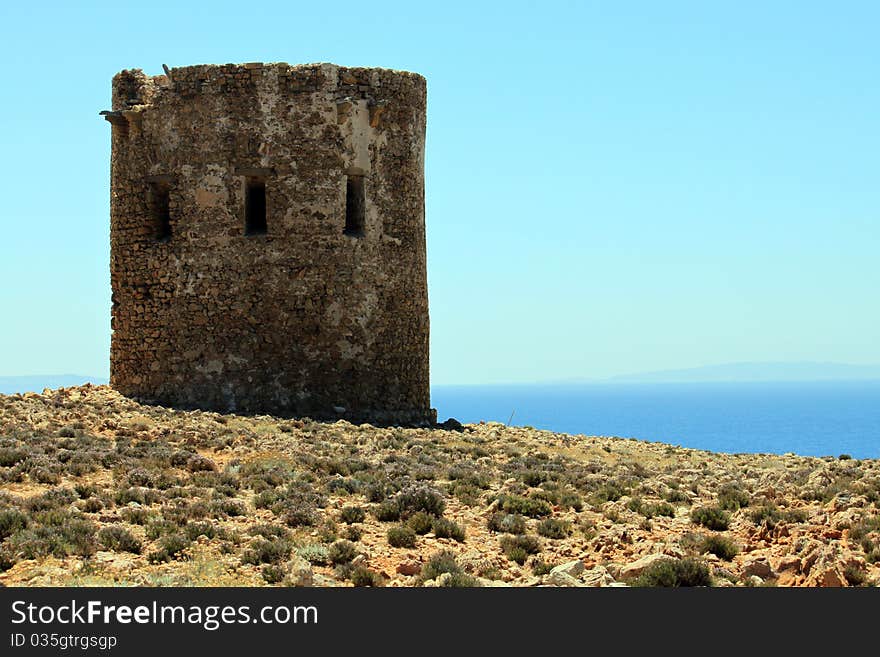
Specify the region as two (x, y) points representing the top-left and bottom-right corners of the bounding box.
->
(0, 385), (877, 587)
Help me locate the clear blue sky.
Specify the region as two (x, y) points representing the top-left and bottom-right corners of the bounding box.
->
(1, 1), (878, 385)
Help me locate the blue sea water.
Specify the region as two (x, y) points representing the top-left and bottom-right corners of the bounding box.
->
(431, 381), (880, 459)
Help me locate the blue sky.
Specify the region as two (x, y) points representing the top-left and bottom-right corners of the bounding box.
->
(0, 1), (877, 385)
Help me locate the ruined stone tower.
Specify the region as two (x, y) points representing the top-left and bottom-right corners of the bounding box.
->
(103, 62), (434, 425)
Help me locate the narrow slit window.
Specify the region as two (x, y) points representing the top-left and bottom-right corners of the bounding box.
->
(245, 178), (267, 235)
(148, 182), (172, 242)
(344, 174), (365, 237)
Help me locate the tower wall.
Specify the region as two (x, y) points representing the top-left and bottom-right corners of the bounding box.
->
(106, 62), (433, 424)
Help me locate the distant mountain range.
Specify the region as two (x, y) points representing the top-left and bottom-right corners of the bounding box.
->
(3, 362), (880, 395)
(604, 362), (880, 384)
(0, 375), (109, 395)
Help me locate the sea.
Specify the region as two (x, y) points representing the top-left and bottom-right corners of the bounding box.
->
(431, 381), (880, 459)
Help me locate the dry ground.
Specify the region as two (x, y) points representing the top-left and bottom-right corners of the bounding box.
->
(0, 385), (877, 587)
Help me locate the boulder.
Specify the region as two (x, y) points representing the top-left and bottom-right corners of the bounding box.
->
(803, 563), (847, 587)
(439, 418), (464, 432)
(434, 572), (453, 587)
(550, 560), (584, 579)
(741, 559), (774, 579)
(284, 555), (314, 587)
(396, 560), (421, 576)
(818, 568), (847, 588)
(546, 570), (583, 587)
(476, 578), (511, 587)
(581, 566), (615, 587)
(774, 555), (801, 572)
(619, 553), (673, 580)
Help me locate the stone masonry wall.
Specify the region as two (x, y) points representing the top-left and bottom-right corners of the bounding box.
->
(105, 62), (434, 425)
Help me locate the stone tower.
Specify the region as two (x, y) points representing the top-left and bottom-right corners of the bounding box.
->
(103, 62), (434, 425)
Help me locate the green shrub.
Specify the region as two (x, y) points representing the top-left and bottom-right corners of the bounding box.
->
(325, 477), (361, 495)
(374, 500), (402, 522)
(24, 488), (79, 513)
(387, 525), (417, 548)
(560, 492), (584, 511)
(343, 525), (363, 542)
(248, 523), (290, 540)
(0, 546), (14, 571)
(500, 534), (541, 564)
(449, 481), (483, 506)
(365, 482), (389, 503)
(328, 540), (357, 564)
(252, 490), (279, 509)
(849, 516), (880, 543)
(664, 489), (691, 504)
(74, 484), (100, 498)
(578, 517), (597, 539)
(748, 504), (808, 528)
(78, 498), (104, 513)
(340, 506), (366, 524)
(298, 544), (330, 566)
(210, 499), (246, 517)
(691, 506), (730, 531)
(239, 457), (297, 491)
(32, 508), (76, 527)
(634, 558), (711, 587)
(699, 534), (739, 560)
(439, 572), (481, 587)
(407, 511), (434, 535)
(501, 546), (529, 565)
(147, 533), (190, 563)
(782, 508), (809, 524)
(717, 485), (750, 511)
(262, 564), (287, 584)
(536, 518), (571, 539)
(0, 508), (28, 539)
(531, 559), (554, 576)
(420, 550), (462, 582)
(592, 482), (627, 504)
(31, 467), (61, 485)
(114, 487), (152, 506)
(281, 507), (317, 528)
(432, 518), (466, 542)
(162, 502), (209, 525)
(395, 485), (446, 518)
(487, 512), (527, 534)
(498, 494), (551, 518)
(843, 565), (866, 587)
(97, 526), (142, 553)
(629, 497), (675, 518)
(349, 567), (383, 587)
(242, 538), (292, 565)
(519, 470), (548, 487)
(7, 518), (97, 559)
(0, 448), (28, 467)
(184, 521), (224, 541)
(317, 519), (338, 543)
(627, 497), (645, 514)
(145, 520), (178, 540)
(447, 467), (490, 489)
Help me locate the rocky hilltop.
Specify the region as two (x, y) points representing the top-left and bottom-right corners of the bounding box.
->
(0, 385), (877, 587)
